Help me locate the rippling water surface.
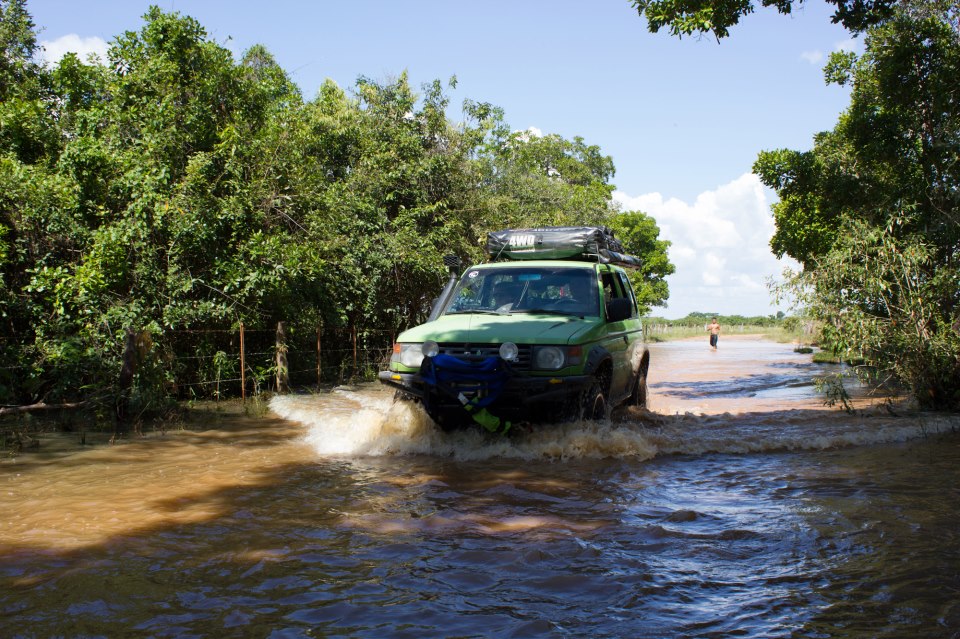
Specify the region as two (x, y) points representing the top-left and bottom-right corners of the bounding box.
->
(2, 337), (959, 638)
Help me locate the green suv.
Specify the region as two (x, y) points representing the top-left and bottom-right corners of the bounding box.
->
(378, 227), (649, 433)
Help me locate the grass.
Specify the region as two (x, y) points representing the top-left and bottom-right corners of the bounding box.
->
(643, 323), (811, 345)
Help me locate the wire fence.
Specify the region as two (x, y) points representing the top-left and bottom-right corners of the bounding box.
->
(160, 323), (397, 399)
(0, 323), (399, 410)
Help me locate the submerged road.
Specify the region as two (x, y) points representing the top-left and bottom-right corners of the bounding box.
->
(3, 337), (959, 637)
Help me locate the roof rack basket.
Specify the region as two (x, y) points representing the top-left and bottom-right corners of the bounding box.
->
(486, 226), (642, 268)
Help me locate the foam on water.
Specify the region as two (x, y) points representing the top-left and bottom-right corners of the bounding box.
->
(270, 388), (660, 461)
(269, 387), (959, 461)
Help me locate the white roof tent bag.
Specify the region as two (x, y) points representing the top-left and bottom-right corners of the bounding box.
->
(486, 226), (642, 268)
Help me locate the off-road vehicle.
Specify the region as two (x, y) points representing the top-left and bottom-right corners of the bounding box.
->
(379, 226), (649, 433)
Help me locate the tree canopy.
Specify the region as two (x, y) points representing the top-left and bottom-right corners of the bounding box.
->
(633, 0), (960, 409)
(0, 1), (674, 411)
(608, 210), (675, 315)
(759, 8), (960, 408)
(630, 0), (901, 38)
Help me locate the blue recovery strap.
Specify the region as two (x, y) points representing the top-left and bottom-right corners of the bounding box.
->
(421, 354), (510, 408)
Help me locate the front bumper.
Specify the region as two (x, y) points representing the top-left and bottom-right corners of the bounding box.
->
(378, 367), (591, 425)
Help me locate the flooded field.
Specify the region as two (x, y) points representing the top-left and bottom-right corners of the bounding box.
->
(2, 337), (959, 638)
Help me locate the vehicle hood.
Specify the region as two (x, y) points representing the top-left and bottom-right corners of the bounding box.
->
(397, 313), (598, 345)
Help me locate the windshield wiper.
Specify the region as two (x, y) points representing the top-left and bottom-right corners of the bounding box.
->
(446, 309), (505, 316)
(515, 308), (584, 317)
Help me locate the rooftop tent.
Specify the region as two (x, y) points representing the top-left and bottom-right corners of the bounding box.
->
(486, 226), (642, 268)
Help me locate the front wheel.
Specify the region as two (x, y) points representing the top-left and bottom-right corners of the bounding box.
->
(581, 378), (608, 421)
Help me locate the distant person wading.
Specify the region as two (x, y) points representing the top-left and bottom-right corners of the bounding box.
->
(707, 317), (721, 350)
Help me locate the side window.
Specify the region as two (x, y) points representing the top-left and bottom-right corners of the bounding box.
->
(601, 272), (625, 303)
(616, 271), (639, 318)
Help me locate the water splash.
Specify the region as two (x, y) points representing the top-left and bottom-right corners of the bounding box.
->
(269, 388), (438, 456)
(270, 388), (659, 461)
(269, 387), (958, 461)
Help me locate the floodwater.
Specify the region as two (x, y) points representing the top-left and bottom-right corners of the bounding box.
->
(2, 336), (959, 638)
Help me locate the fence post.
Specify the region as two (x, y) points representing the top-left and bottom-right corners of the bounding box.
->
(316, 326), (322, 389)
(276, 321), (289, 393)
(114, 327), (139, 441)
(239, 322), (246, 402)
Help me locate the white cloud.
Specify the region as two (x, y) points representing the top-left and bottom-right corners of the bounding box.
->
(613, 173), (798, 318)
(800, 37), (862, 66)
(514, 126), (544, 142)
(702, 254), (725, 286)
(801, 38), (862, 66)
(39, 34), (109, 66)
(835, 38), (859, 53)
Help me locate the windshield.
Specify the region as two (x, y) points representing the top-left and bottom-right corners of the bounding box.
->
(443, 266), (600, 317)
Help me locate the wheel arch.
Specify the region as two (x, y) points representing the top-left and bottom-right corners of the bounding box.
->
(583, 345), (613, 393)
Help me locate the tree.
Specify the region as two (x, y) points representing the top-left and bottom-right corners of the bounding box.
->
(634, 0), (960, 408)
(0, 0), (59, 164)
(629, 0), (899, 38)
(2, 3), (678, 411)
(608, 210), (675, 315)
(0, 0), (42, 101)
(761, 9), (960, 408)
(775, 210), (960, 409)
(476, 128), (617, 230)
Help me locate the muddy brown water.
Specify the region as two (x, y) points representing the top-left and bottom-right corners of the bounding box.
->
(2, 336), (959, 638)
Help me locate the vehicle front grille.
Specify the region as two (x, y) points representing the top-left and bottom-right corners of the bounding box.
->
(437, 343), (532, 370)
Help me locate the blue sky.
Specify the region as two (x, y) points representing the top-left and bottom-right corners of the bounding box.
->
(29, 0), (859, 318)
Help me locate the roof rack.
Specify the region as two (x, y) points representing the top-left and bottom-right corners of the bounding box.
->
(486, 226), (642, 268)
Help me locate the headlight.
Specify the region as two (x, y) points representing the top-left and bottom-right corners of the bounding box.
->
(533, 346), (565, 370)
(422, 340), (440, 357)
(391, 343), (425, 369)
(532, 345), (581, 371)
(499, 342), (519, 361)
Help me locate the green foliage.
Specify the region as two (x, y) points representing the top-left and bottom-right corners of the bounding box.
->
(762, 7), (960, 409)
(476, 128), (616, 230)
(608, 210), (675, 315)
(753, 144), (844, 266)
(1, 5), (679, 408)
(647, 311), (785, 327)
(778, 211), (960, 409)
(630, 0), (960, 405)
(629, 0), (898, 38)
(815, 373), (855, 413)
(0, 0), (44, 102)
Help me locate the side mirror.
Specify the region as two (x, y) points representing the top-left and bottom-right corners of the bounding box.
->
(606, 297), (632, 323)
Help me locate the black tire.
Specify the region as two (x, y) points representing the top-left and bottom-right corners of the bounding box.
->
(581, 378), (608, 421)
(629, 349), (650, 408)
